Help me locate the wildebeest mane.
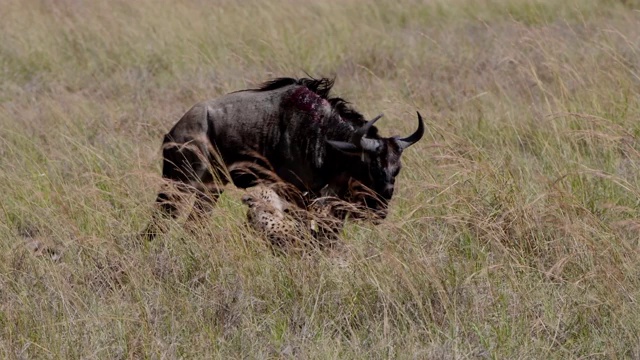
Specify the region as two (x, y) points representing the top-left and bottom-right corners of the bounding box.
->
(257, 77), (334, 99)
(256, 77), (377, 136)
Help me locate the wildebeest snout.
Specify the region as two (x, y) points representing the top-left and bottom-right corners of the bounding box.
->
(381, 185), (394, 200)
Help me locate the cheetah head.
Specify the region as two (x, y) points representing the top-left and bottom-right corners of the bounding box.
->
(242, 187), (291, 213)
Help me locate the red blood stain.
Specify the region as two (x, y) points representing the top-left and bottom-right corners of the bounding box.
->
(287, 87), (329, 121)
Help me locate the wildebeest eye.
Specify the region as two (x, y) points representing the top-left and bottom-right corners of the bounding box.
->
(392, 168), (400, 177)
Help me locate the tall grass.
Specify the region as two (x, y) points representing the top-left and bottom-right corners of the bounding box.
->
(1, 0), (640, 358)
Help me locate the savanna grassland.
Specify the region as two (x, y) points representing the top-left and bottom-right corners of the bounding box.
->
(2, 0), (640, 358)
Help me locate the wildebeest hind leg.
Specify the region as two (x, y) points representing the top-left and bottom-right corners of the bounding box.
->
(141, 136), (223, 240)
(141, 181), (192, 240)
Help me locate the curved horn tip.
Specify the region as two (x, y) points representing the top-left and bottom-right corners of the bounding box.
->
(396, 111), (425, 150)
(362, 113), (384, 130)
(353, 113), (384, 142)
(371, 113), (384, 122)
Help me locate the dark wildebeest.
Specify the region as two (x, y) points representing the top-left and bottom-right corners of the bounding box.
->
(143, 77), (424, 238)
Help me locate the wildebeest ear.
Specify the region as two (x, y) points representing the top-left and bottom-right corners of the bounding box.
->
(326, 140), (361, 155)
(241, 194), (255, 207)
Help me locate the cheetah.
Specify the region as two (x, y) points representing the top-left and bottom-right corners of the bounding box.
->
(241, 186), (298, 248)
(241, 185), (346, 251)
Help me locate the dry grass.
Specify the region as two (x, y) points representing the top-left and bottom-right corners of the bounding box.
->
(2, 0), (640, 358)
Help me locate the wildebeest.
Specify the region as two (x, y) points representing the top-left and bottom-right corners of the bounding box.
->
(143, 77), (424, 239)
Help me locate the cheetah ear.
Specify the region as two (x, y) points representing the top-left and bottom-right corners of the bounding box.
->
(241, 194), (255, 207)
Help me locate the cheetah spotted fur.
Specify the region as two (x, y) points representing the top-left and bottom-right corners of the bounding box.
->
(241, 186), (343, 250)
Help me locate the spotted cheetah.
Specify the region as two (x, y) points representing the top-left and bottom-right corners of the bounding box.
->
(241, 186), (298, 248)
(241, 186), (345, 250)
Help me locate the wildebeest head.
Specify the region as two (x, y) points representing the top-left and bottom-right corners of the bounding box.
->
(326, 111), (425, 202)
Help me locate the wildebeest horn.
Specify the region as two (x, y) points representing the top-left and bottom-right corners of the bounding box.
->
(360, 138), (381, 152)
(326, 139), (359, 153)
(352, 113), (384, 143)
(353, 113), (384, 152)
(327, 113), (384, 154)
(396, 112), (425, 150)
